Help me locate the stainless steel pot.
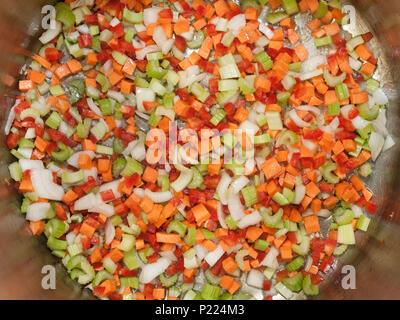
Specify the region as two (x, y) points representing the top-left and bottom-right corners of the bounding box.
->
(0, 0), (399, 300)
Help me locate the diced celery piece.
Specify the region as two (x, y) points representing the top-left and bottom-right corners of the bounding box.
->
(8, 162), (22, 182)
(90, 121), (107, 140)
(241, 185), (258, 207)
(164, 70), (180, 86)
(221, 31), (235, 47)
(328, 102), (340, 116)
(265, 111), (283, 130)
(190, 82), (210, 102)
(89, 25), (100, 36)
(123, 8), (143, 24)
(238, 76), (255, 95)
(254, 239), (269, 251)
(98, 98), (112, 116)
(146, 51), (163, 61)
(266, 12), (288, 24)
(255, 51), (273, 71)
(210, 109), (226, 126)
(50, 85), (65, 96)
(121, 157), (143, 176)
(124, 28), (135, 43)
(218, 79), (238, 92)
(314, 0), (328, 19)
(218, 54), (240, 79)
(253, 133), (271, 145)
(61, 170), (84, 184)
(315, 35), (332, 47)
(112, 50), (128, 65)
(149, 78), (167, 96)
(96, 144), (113, 155)
(356, 215), (371, 232)
(282, 0), (299, 15)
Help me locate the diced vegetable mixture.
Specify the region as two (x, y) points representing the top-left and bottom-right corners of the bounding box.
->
(5, 0), (394, 300)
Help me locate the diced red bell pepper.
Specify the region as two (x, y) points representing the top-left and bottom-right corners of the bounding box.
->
(45, 48), (63, 61)
(100, 189), (115, 202)
(174, 35), (187, 52)
(78, 34), (93, 49)
(6, 133), (19, 149)
(110, 23), (125, 38)
(84, 14), (98, 25)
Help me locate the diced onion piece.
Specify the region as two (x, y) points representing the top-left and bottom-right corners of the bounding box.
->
(159, 250), (177, 262)
(217, 202), (228, 229)
(316, 209), (331, 218)
(139, 257), (171, 283)
(26, 202), (51, 221)
(246, 269), (264, 289)
(178, 65), (200, 88)
(349, 57), (362, 70)
(340, 104), (354, 119)
(322, 116), (340, 134)
(133, 188), (145, 198)
(229, 176), (249, 194)
(99, 179), (123, 200)
(372, 110), (388, 137)
(170, 168), (193, 192)
(103, 59), (113, 75)
(289, 109), (311, 127)
(144, 189), (173, 203)
(108, 90), (125, 103)
(105, 219), (115, 245)
(297, 105), (321, 116)
(70, 0), (94, 9)
(227, 189), (245, 221)
(300, 69), (323, 81)
(87, 98), (102, 117)
(83, 167), (97, 182)
(180, 27), (194, 41)
(301, 55), (327, 73)
(260, 246), (279, 268)
(135, 45), (159, 60)
(19, 159), (44, 172)
(89, 195), (115, 217)
(30, 169), (65, 200)
(293, 184), (306, 205)
(237, 210), (262, 229)
(258, 23), (274, 39)
(194, 243), (208, 261)
(351, 205), (363, 218)
(383, 135), (395, 152)
(74, 193), (97, 211)
(369, 131), (385, 161)
(143, 7), (163, 26)
(135, 87), (155, 113)
(373, 88), (388, 105)
(204, 245), (224, 267)
(228, 14), (246, 36)
(5, 100), (19, 135)
(39, 21), (62, 44)
(152, 26), (173, 55)
(239, 120), (260, 136)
